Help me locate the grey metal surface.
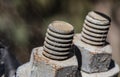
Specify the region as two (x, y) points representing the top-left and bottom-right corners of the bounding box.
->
(30, 47), (79, 77)
(56, 66), (80, 77)
(16, 62), (31, 77)
(79, 46), (112, 73)
(73, 34), (119, 77)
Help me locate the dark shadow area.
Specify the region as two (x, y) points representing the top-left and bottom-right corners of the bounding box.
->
(72, 45), (82, 77)
(0, 43), (20, 77)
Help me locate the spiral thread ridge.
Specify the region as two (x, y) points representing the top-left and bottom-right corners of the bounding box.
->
(43, 21), (74, 60)
(81, 11), (111, 46)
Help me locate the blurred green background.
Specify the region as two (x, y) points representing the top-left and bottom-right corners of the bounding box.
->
(0, 0), (120, 75)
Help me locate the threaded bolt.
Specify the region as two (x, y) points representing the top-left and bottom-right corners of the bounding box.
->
(81, 11), (111, 46)
(42, 21), (74, 60)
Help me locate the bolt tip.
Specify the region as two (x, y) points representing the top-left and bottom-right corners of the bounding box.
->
(48, 20), (74, 34)
(43, 21), (74, 60)
(81, 11), (111, 46)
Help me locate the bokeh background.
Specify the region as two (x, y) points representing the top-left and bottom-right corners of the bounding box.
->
(0, 0), (120, 75)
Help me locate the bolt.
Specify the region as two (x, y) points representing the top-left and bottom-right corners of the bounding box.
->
(42, 21), (74, 60)
(16, 21), (80, 77)
(73, 11), (119, 77)
(81, 11), (111, 46)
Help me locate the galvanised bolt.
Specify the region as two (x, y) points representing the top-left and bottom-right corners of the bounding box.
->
(73, 11), (119, 77)
(16, 21), (80, 77)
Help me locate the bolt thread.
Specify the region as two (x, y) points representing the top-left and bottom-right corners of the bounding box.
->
(43, 21), (74, 60)
(81, 11), (111, 46)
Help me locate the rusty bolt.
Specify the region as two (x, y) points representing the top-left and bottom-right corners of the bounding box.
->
(42, 21), (74, 60)
(73, 11), (119, 76)
(16, 21), (80, 77)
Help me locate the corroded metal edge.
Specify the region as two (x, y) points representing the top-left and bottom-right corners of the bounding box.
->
(81, 63), (119, 77)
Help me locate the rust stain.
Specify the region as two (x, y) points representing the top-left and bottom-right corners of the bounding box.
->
(33, 49), (62, 72)
(89, 51), (97, 54)
(33, 50), (49, 63)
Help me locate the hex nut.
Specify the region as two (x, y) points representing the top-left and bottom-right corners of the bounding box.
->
(81, 62), (119, 77)
(30, 47), (79, 77)
(73, 34), (113, 73)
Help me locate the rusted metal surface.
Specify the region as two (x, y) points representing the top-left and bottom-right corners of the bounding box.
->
(15, 12), (119, 77)
(30, 47), (79, 77)
(16, 21), (80, 77)
(30, 21), (79, 77)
